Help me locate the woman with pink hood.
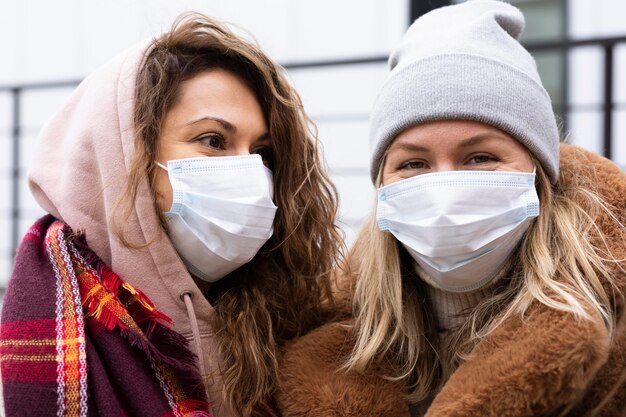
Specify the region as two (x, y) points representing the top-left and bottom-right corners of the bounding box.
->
(0, 13), (342, 417)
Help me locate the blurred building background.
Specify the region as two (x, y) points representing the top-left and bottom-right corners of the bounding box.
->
(1, 0), (626, 320)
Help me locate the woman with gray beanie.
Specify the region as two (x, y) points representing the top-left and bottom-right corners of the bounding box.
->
(276, 1), (626, 416)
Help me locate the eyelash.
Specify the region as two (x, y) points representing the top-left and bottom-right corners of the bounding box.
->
(197, 133), (226, 150)
(194, 133), (274, 169)
(399, 160), (427, 170)
(398, 154), (500, 170)
(468, 154), (499, 164)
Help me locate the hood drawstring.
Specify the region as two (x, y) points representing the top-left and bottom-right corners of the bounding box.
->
(182, 292), (207, 377)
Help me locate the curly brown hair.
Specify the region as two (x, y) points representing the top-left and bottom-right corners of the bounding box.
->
(115, 12), (343, 417)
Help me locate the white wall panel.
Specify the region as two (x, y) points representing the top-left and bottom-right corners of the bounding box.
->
(568, 46), (603, 106)
(1, 0), (225, 84)
(569, 0), (626, 38)
(317, 120), (373, 241)
(291, 0), (406, 61)
(20, 89), (75, 130)
(290, 63), (388, 118)
(0, 94), (9, 127)
(567, 110), (603, 154)
(289, 63), (390, 240)
(333, 174), (376, 245)
(316, 120), (370, 171)
(0, 0), (407, 85)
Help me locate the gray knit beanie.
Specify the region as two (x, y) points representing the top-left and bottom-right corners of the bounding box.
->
(369, 0), (560, 183)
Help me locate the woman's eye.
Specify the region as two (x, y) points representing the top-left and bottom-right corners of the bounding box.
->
(254, 146), (275, 170)
(198, 134), (225, 150)
(468, 154), (498, 164)
(400, 160), (428, 170)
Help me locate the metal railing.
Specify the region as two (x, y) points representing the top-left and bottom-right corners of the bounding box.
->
(524, 35), (626, 159)
(2, 35), (626, 266)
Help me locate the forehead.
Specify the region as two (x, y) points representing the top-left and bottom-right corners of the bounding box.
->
(175, 69), (257, 108)
(164, 68), (267, 131)
(389, 120), (521, 151)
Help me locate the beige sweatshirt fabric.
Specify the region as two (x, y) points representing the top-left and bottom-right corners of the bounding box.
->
(28, 42), (233, 417)
(413, 262), (506, 332)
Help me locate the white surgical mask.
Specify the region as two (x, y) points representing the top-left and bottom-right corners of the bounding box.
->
(157, 154), (277, 282)
(377, 170), (539, 292)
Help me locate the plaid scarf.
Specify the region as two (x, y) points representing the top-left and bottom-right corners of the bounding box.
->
(1, 215), (213, 417)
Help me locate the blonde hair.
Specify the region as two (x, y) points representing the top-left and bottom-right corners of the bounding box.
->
(346, 154), (624, 402)
(113, 13), (343, 417)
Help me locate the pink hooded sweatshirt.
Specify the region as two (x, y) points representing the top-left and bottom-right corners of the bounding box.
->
(28, 42), (234, 417)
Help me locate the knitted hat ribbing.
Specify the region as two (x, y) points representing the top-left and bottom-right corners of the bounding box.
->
(369, 0), (560, 183)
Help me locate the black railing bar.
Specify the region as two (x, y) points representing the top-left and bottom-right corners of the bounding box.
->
(282, 55), (389, 70)
(0, 79), (80, 93)
(561, 0), (570, 132)
(524, 35), (626, 52)
(603, 45), (614, 159)
(566, 103), (626, 111)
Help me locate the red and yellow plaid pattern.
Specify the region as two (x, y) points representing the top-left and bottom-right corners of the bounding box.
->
(46, 221), (89, 416)
(1, 216), (211, 416)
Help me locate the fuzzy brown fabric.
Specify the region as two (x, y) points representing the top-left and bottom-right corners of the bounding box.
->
(278, 322), (408, 417)
(276, 144), (626, 417)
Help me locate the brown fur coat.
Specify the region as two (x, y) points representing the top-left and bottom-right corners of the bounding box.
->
(277, 145), (626, 417)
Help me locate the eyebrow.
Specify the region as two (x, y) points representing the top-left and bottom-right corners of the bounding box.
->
(457, 133), (506, 147)
(185, 115), (271, 142)
(387, 141), (430, 153)
(186, 116), (237, 133)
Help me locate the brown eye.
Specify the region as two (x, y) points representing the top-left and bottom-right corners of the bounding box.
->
(400, 160), (428, 170)
(468, 154), (498, 165)
(198, 134), (225, 150)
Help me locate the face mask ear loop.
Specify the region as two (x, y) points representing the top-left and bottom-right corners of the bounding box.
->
(155, 161), (168, 171)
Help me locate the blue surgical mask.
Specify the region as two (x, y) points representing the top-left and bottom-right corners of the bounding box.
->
(157, 154), (277, 282)
(377, 170), (539, 292)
